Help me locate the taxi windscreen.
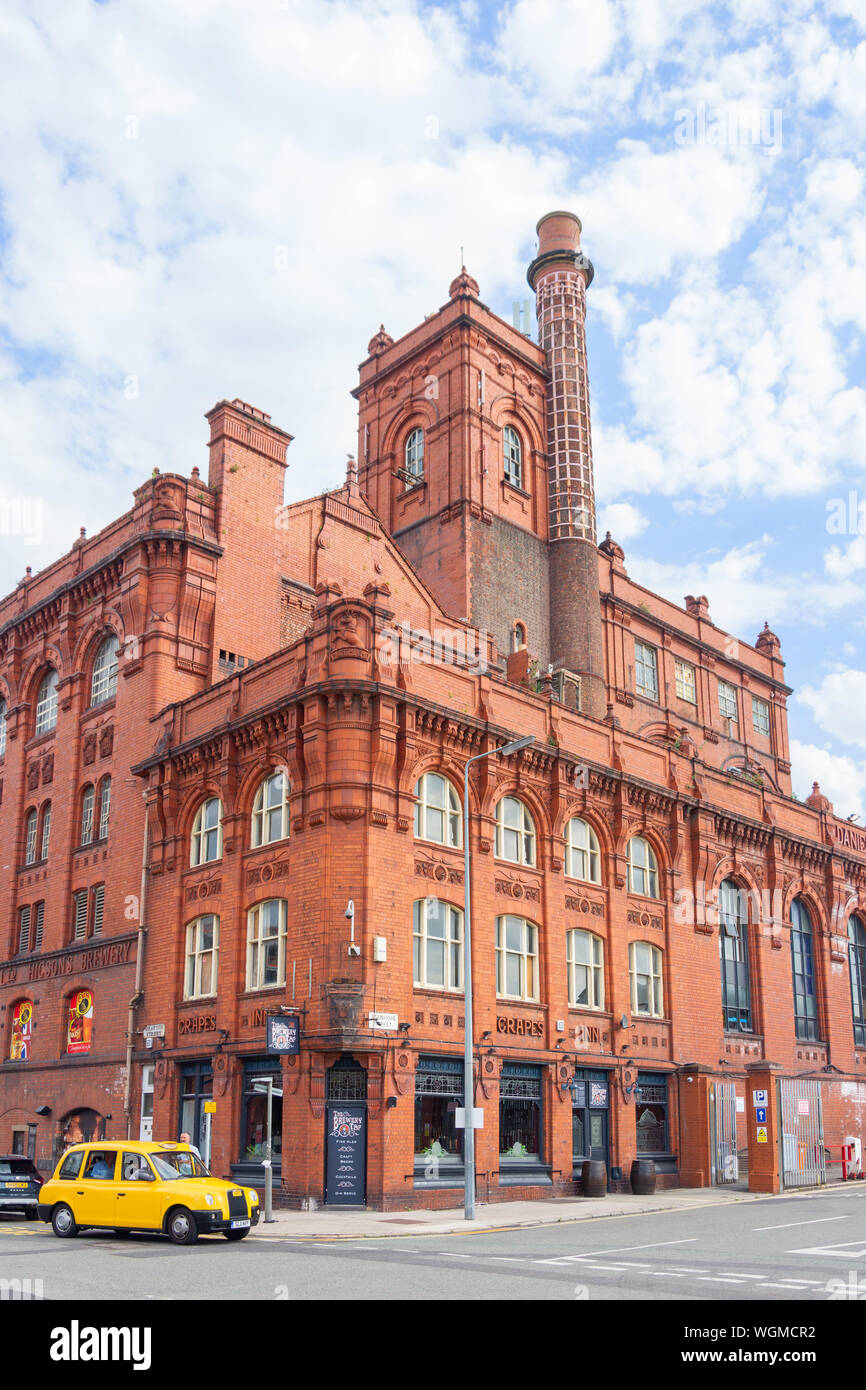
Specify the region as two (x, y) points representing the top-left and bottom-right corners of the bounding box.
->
(150, 1152), (211, 1180)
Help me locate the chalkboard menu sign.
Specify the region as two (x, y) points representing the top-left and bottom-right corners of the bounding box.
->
(325, 1103), (366, 1205)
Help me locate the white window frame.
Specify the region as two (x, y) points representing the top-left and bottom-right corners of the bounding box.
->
(629, 941), (664, 1017)
(752, 695), (770, 737)
(414, 772), (462, 848)
(675, 659), (696, 704)
(24, 810), (38, 866)
(40, 803), (51, 860)
(718, 679), (739, 722)
(565, 817), (601, 884)
(503, 425), (523, 488)
(184, 915), (219, 1000)
(90, 634), (119, 706)
(0, 699), (6, 758)
(80, 786), (95, 847)
(404, 428), (424, 486)
(413, 898), (464, 992)
(634, 641), (659, 701)
(251, 771), (290, 848)
(98, 779), (111, 841)
(190, 798), (223, 867)
(627, 837), (659, 898)
(34, 669), (58, 735)
(246, 899), (288, 991)
(496, 915), (539, 1001)
(495, 796), (536, 866)
(567, 929), (604, 1009)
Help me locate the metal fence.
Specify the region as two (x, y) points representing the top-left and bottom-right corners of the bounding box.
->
(709, 1081), (739, 1184)
(779, 1078), (825, 1188)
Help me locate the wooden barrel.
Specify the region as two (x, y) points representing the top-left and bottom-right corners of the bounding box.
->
(630, 1158), (657, 1195)
(581, 1158), (607, 1197)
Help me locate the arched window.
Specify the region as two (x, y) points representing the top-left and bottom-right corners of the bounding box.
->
(40, 802), (51, 860)
(0, 699), (6, 758)
(246, 900), (288, 990)
(565, 817), (601, 884)
(90, 634), (119, 706)
(512, 622), (527, 653)
(495, 796), (536, 866)
(496, 916), (539, 1000)
(184, 916), (219, 999)
(251, 771), (290, 848)
(567, 930), (604, 1009)
(503, 425), (523, 488)
(413, 899), (463, 991)
(80, 786), (95, 847)
(849, 915), (866, 1048)
(719, 879), (751, 1032)
(24, 809), (38, 865)
(629, 941), (663, 1016)
(627, 837), (658, 897)
(35, 669), (58, 735)
(190, 798), (223, 867)
(9, 1000), (33, 1061)
(414, 772), (461, 848)
(791, 899), (818, 1041)
(98, 778), (111, 841)
(404, 428), (424, 486)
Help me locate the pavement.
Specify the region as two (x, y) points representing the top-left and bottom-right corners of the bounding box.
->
(255, 1178), (861, 1240)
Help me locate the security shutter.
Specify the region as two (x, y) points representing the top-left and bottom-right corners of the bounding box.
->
(18, 906), (30, 954)
(73, 890), (88, 941)
(92, 884), (104, 937)
(32, 901), (44, 952)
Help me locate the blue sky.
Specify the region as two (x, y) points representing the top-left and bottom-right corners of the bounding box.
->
(1, 0), (865, 811)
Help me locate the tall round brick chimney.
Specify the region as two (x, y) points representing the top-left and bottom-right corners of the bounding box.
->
(528, 211), (605, 718)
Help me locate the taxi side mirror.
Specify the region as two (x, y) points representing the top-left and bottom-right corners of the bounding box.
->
(136, 1171), (156, 1182)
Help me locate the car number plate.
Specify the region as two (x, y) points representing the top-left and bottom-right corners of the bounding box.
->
(230, 1219), (250, 1229)
(5, 1182), (28, 1188)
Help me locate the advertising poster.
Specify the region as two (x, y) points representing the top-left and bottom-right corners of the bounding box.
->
(9, 1000), (32, 1061)
(67, 990), (93, 1055)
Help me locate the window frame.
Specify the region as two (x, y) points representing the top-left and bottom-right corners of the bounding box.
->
(246, 899), (289, 991)
(495, 796), (536, 867)
(634, 641), (659, 701)
(718, 679), (739, 723)
(503, 425), (523, 489)
(627, 837), (659, 899)
(752, 694), (770, 737)
(414, 772), (462, 849)
(184, 915), (219, 1000)
(90, 634), (119, 707)
(565, 817), (601, 884)
(80, 786), (95, 847)
(719, 878), (752, 1033)
(251, 771), (290, 849)
(98, 778), (111, 842)
(0, 698), (6, 757)
(40, 803), (51, 860)
(34, 669), (59, 736)
(674, 658), (697, 704)
(629, 940), (664, 1017)
(849, 916), (866, 1048)
(190, 797), (223, 867)
(566, 929), (605, 1010)
(404, 427), (425, 487)
(495, 915), (539, 1002)
(24, 809), (38, 866)
(790, 899), (819, 1042)
(413, 898), (464, 992)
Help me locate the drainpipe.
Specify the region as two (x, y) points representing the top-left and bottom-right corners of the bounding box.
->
(124, 793), (149, 1140)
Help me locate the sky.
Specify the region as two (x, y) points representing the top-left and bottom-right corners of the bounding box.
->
(0, 0), (865, 813)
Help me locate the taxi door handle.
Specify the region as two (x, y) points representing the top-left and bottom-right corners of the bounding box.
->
(76, 1190), (84, 1195)
(117, 1192), (127, 1198)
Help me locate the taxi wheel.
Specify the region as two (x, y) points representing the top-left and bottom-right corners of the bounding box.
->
(224, 1228), (249, 1241)
(166, 1207), (198, 1245)
(51, 1204), (78, 1238)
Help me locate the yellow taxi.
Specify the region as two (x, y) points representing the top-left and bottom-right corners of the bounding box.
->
(37, 1140), (260, 1244)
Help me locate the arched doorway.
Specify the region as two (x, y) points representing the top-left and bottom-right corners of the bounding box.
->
(56, 1108), (105, 1163)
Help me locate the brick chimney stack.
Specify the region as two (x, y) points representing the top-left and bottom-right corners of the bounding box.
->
(528, 211), (605, 718)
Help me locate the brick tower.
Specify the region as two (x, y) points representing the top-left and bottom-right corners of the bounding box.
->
(528, 211), (606, 718)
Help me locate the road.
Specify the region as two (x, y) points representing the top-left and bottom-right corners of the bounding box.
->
(1, 1187), (864, 1302)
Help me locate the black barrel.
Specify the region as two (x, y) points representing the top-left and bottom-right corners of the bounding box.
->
(630, 1158), (657, 1195)
(581, 1158), (607, 1197)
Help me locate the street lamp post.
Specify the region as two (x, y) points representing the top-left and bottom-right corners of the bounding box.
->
(462, 733), (535, 1221)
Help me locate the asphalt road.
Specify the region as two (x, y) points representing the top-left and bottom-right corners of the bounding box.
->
(1, 1188), (864, 1302)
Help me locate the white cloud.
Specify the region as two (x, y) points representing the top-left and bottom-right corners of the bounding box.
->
(790, 739), (866, 820)
(597, 501), (648, 542)
(797, 668), (866, 750)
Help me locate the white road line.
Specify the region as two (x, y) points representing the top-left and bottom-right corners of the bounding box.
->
(753, 1216), (848, 1231)
(698, 1277), (750, 1285)
(535, 1237), (699, 1265)
(581, 1264), (631, 1272)
(653, 1272), (685, 1278)
(760, 1282), (820, 1291)
(717, 1273), (765, 1280)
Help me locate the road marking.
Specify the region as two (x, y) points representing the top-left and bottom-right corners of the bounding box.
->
(698, 1277), (749, 1285)
(759, 1282), (821, 1291)
(753, 1216), (848, 1231)
(535, 1237), (699, 1265)
(580, 1264), (631, 1272)
(652, 1271), (685, 1278)
(789, 1240), (866, 1258)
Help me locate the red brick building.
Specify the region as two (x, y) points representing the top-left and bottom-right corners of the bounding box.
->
(1, 212), (865, 1207)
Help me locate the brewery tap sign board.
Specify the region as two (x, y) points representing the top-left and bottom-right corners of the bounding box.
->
(267, 1014), (300, 1055)
(325, 1104), (367, 1206)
